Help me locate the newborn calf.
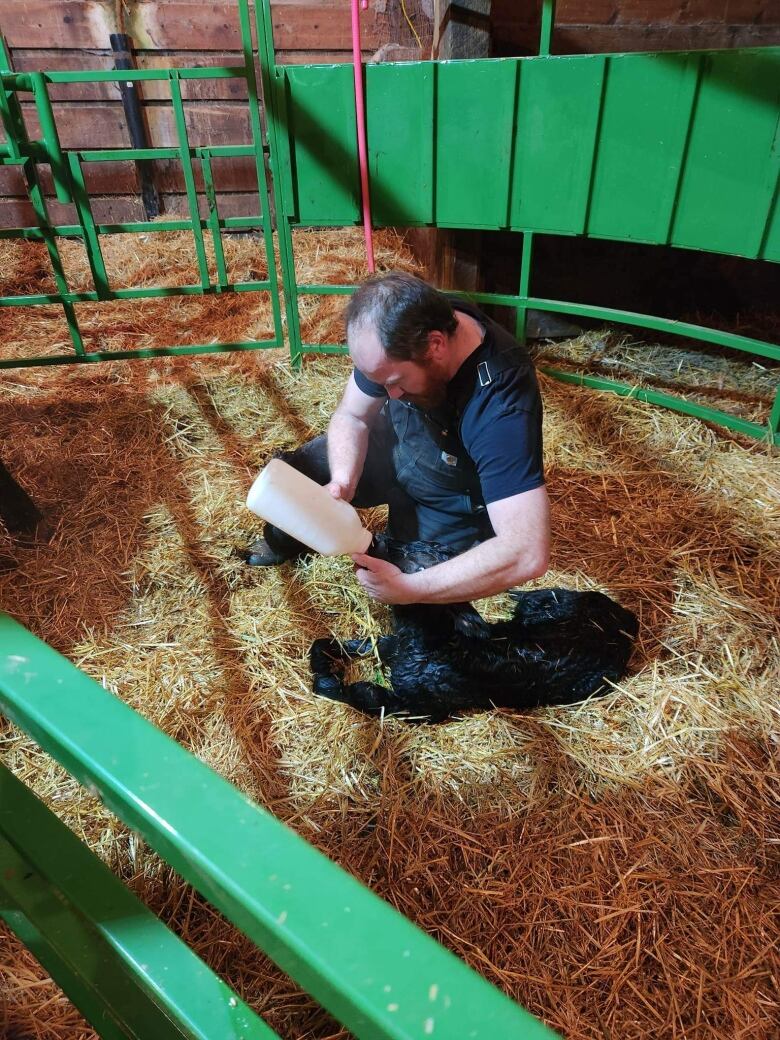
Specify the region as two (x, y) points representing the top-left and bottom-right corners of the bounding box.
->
(310, 537), (638, 722)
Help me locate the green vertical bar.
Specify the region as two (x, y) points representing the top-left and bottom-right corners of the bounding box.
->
(169, 73), (210, 290)
(253, 0), (305, 366)
(236, 0), (284, 347)
(769, 387), (780, 444)
(1, 910), (134, 1040)
(67, 152), (110, 297)
(200, 153), (228, 290)
(0, 67), (22, 161)
(515, 231), (534, 345)
(30, 71), (72, 203)
(0, 48), (85, 356)
(539, 0), (555, 56)
(22, 157), (85, 355)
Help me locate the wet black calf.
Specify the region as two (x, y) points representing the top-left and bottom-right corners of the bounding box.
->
(309, 537), (638, 723)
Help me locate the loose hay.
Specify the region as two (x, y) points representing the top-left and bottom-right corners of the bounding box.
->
(0, 228), (779, 1039)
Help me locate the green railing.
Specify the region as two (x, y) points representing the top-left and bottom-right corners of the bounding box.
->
(0, 0), (284, 365)
(0, 0), (777, 439)
(0, 613), (557, 1039)
(274, 41), (779, 441)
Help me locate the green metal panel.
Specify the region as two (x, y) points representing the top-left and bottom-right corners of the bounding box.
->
(510, 55), (606, 234)
(0, 763), (279, 1040)
(366, 61), (434, 226)
(435, 59), (518, 228)
(588, 53), (700, 243)
(284, 63), (360, 225)
(671, 50), (780, 258)
(0, 614), (557, 1040)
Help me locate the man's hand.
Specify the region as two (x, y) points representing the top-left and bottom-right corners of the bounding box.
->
(327, 479), (355, 501)
(351, 553), (416, 604)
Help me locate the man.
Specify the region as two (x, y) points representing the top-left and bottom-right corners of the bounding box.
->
(246, 272), (550, 605)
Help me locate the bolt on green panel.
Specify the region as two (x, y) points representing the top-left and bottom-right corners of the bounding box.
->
(284, 64), (360, 226)
(587, 52), (700, 243)
(671, 50), (780, 258)
(435, 58), (518, 228)
(510, 55), (606, 234)
(366, 61), (435, 226)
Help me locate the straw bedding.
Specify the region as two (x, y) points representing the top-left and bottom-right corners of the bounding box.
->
(0, 228), (778, 1039)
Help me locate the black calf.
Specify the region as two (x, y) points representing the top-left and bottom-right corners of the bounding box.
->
(310, 537), (638, 723)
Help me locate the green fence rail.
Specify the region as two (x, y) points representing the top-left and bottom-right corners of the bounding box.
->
(0, 613), (557, 1039)
(0, 0), (777, 440)
(0, 0), (283, 365)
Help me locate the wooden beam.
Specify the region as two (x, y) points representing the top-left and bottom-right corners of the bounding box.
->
(1, 2), (383, 51)
(0, 190), (269, 227)
(6, 100), (251, 149)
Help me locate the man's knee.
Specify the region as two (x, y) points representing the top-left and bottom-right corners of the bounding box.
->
(276, 435), (330, 486)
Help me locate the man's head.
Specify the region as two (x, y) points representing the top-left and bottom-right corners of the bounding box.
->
(344, 272), (458, 409)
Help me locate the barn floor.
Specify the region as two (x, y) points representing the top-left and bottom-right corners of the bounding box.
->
(0, 230), (778, 1039)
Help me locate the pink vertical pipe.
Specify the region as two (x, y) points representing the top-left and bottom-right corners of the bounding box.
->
(351, 0), (376, 273)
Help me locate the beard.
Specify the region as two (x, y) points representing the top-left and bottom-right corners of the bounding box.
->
(400, 371), (449, 410)
(401, 388), (446, 409)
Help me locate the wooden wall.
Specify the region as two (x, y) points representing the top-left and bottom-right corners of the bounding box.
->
(1, 1), (779, 228)
(493, 0), (780, 55)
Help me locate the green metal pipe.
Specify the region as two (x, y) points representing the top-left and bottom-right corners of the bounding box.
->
(0, 280), (272, 307)
(0, 340), (282, 369)
(0, 615), (557, 1040)
(539, 366), (775, 442)
(30, 71), (72, 204)
(515, 231), (534, 345)
(253, 0), (306, 367)
(236, 0), (284, 354)
(539, 1), (556, 57)
(170, 72), (211, 290)
(0, 71), (33, 90)
(0, 764), (280, 1040)
(45, 66), (247, 83)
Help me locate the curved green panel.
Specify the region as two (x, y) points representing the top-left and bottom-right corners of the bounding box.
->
(435, 59), (517, 229)
(670, 50), (780, 258)
(510, 55), (605, 234)
(366, 61), (434, 226)
(587, 52), (700, 244)
(284, 63), (360, 226)
(283, 49), (780, 264)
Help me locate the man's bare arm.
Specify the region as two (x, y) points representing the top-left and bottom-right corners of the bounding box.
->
(353, 485), (550, 604)
(326, 373), (385, 499)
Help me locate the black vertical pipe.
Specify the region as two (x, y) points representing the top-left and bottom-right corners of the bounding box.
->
(110, 32), (161, 219)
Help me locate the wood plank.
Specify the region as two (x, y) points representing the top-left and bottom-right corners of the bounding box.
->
(552, 23), (780, 51)
(499, 0), (779, 26)
(0, 191), (265, 229)
(492, 22), (780, 55)
(1, 2), (383, 51)
(12, 100), (251, 149)
(0, 156), (259, 195)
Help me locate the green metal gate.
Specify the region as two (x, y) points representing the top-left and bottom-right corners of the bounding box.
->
(0, 0), (778, 440)
(0, 0), (285, 364)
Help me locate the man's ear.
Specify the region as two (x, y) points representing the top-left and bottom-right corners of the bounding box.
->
(427, 330), (448, 358)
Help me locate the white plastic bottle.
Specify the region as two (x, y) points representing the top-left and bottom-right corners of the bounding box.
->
(246, 458), (372, 556)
